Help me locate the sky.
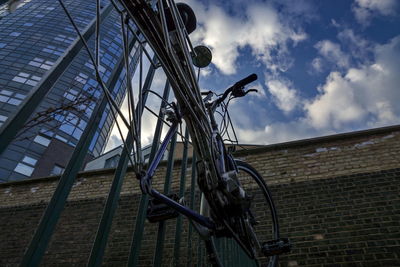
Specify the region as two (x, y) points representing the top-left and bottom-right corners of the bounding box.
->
(105, 0), (400, 151)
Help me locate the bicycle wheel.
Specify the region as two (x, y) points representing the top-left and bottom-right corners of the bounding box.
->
(206, 160), (279, 267)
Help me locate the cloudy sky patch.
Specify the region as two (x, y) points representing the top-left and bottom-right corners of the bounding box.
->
(105, 0), (400, 151)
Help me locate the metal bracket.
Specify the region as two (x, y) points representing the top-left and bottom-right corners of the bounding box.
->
(165, 102), (182, 124)
(139, 171), (153, 195)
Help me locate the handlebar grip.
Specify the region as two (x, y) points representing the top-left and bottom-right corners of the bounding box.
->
(234, 73), (257, 88)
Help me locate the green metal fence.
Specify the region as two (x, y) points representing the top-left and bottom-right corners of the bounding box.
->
(0, 1), (260, 266)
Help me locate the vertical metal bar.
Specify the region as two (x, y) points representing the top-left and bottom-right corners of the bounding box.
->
(153, 132), (177, 267)
(0, 3), (114, 155)
(173, 128), (190, 266)
(20, 91), (108, 267)
(228, 239), (232, 266)
(95, 0), (100, 67)
(121, 11), (139, 167)
(19, 8), (137, 266)
(197, 239), (203, 267)
(135, 45), (144, 166)
(87, 62), (157, 266)
(186, 153), (196, 267)
(127, 80), (171, 267)
(59, 0), (131, 131)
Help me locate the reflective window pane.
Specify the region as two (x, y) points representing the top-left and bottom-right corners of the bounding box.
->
(33, 135), (51, 147)
(22, 156), (37, 166)
(14, 163), (34, 176)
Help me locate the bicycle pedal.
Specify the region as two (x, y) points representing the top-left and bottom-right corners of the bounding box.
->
(146, 194), (180, 223)
(262, 238), (292, 256)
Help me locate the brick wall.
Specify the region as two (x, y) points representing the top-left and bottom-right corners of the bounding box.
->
(1, 125), (400, 266)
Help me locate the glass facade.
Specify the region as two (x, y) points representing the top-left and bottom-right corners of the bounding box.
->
(0, 0), (139, 182)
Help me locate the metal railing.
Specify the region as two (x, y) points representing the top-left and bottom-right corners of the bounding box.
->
(0, 0), (259, 266)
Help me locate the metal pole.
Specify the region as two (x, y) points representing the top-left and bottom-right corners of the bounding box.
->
(186, 153), (196, 267)
(88, 62), (158, 266)
(197, 240), (203, 266)
(153, 132), (178, 267)
(173, 128), (190, 266)
(127, 80), (171, 267)
(19, 11), (139, 266)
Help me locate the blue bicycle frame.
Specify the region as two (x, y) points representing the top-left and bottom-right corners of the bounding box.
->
(138, 75), (258, 235)
(138, 119), (216, 230)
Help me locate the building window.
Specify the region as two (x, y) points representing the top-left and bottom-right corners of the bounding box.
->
(33, 135), (51, 147)
(12, 72), (41, 87)
(54, 34), (75, 44)
(50, 164), (64, 176)
(85, 61), (106, 74)
(104, 155), (120, 169)
(73, 16), (91, 26)
(14, 156), (37, 177)
(28, 58), (54, 70)
(10, 32), (21, 37)
(14, 163), (34, 176)
(64, 25), (74, 32)
(42, 45), (64, 56)
(0, 90), (26, 106)
(57, 112), (87, 140)
(74, 73), (88, 84)
(0, 115), (7, 127)
(63, 88), (79, 101)
(55, 135), (68, 143)
(22, 156), (37, 166)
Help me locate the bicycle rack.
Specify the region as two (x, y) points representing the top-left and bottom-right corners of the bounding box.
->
(0, 1), (262, 266)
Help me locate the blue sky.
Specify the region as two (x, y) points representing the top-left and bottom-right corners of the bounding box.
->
(181, 0), (400, 144)
(106, 0), (400, 150)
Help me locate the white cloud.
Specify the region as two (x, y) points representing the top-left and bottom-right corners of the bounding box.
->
(305, 71), (367, 129)
(310, 57), (324, 73)
(251, 82), (267, 99)
(104, 62), (168, 153)
(337, 28), (373, 62)
(235, 35), (400, 144)
(353, 0), (398, 25)
(236, 119), (331, 145)
(266, 79), (300, 113)
(307, 36), (400, 130)
(184, 0), (307, 75)
(314, 40), (350, 69)
(310, 29), (372, 74)
(199, 66), (212, 77)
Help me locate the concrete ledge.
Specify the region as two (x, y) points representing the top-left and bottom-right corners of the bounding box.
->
(233, 124), (400, 156)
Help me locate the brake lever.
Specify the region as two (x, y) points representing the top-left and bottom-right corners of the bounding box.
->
(244, 89), (258, 95)
(232, 86), (246, 97)
(232, 87), (258, 98)
(202, 91), (213, 102)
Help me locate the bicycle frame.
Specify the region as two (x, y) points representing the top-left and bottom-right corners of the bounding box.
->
(138, 94), (232, 232)
(138, 119), (216, 230)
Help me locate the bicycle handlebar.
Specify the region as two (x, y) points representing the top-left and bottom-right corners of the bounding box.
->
(216, 73), (258, 105)
(234, 73), (257, 88)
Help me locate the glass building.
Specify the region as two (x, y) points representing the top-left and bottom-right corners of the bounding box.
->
(0, 0), (139, 182)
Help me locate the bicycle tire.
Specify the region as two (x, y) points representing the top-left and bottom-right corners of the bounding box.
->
(205, 160), (279, 267)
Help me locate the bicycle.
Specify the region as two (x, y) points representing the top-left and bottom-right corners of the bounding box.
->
(47, 0), (291, 265)
(140, 71), (291, 265)
(112, 0), (291, 265)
